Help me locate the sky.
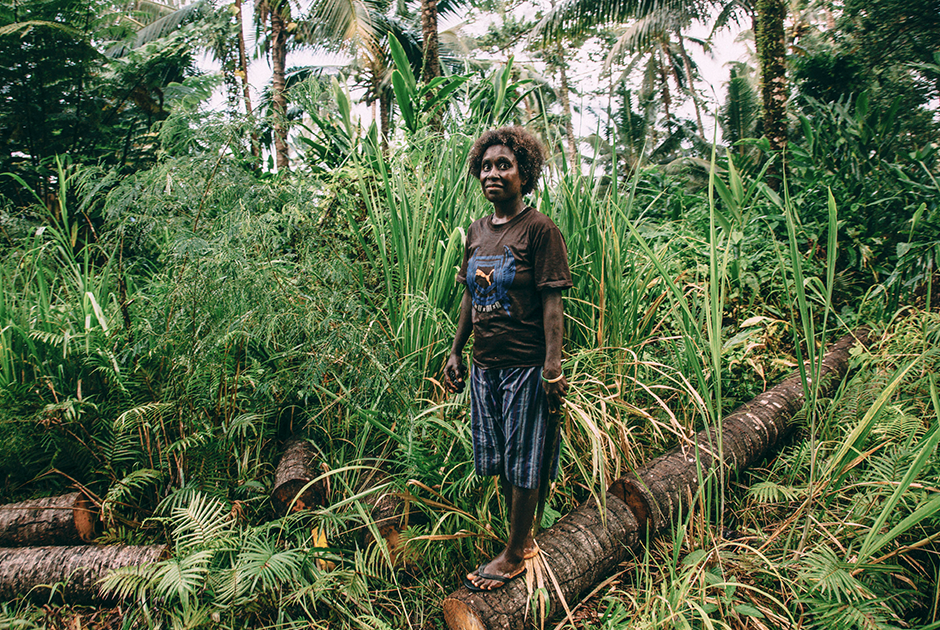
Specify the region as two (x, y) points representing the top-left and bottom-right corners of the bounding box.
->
(206, 0), (751, 150)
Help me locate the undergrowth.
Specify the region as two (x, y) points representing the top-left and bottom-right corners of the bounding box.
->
(0, 84), (937, 630)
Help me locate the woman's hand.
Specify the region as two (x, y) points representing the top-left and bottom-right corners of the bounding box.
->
(444, 289), (472, 395)
(444, 352), (467, 394)
(542, 368), (568, 414)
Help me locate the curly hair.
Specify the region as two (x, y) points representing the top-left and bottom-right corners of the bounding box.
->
(467, 126), (545, 197)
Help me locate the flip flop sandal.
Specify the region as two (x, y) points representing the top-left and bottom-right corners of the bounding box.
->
(462, 564), (527, 593)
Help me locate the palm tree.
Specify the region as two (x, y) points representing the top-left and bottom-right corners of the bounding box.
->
(754, 0), (786, 162)
(299, 0), (404, 147)
(233, 0), (260, 162)
(719, 60), (760, 157)
(256, 0), (293, 171)
(420, 0), (441, 80)
(536, 0), (789, 160)
(604, 10), (710, 139)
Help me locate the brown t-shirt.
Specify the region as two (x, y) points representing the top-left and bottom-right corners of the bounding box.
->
(456, 207), (573, 369)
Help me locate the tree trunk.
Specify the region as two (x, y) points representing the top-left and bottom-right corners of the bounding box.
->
(270, 4), (290, 172)
(676, 34), (705, 141)
(379, 88), (391, 153)
(235, 0), (260, 163)
(355, 465), (429, 561)
(443, 493), (639, 630)
(0, 544), (166, 602)
(271, 437), (329, 515)
(420, 0), (441, 82)
(0, 492), (98, 546)
(609, 330), (869, 534)
(419, 0), (443, 133)
(754, 0), (788, 187)
(443, 329), (870, 629)
(555, 44), (578, 168)
(657, 45), (673, 133)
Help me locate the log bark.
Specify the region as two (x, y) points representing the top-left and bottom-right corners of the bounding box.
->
(271, 438), (328, 515)
(443, 493), (639, 630)
(609, 330), (869, 534)
(0, 492), (98, 546)
(443, 329), (869, 629)
(0, 544), (166, 602)
(355, 466), (429, 560)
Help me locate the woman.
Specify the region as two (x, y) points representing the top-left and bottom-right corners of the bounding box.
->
(443, 126), (572, 592)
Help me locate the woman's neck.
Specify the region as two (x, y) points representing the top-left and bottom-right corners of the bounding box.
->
(491, 199), (526, 225)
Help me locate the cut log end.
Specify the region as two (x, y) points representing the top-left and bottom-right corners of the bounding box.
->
(271, 438), (328, 515)
(0, 491), (100, 547)
(73, 492), (98, 543)
(442, 599), (486, 630)
(443, 493), (640, 630)
(271, 479), (326, 513)
(608, 477), (650, 534)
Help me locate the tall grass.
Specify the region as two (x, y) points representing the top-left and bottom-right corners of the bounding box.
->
(0, 76), (937, 630)
(0, 161), (118, 391)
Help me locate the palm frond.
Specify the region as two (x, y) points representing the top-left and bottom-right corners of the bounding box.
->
(711, 0), (751, 35)
(605, 14), (673, 71)
(0, 20), (82, 38)
(534, 0), (704, 43)
(171, 492), (235, 551)
(153, 550), (214, 607)
(107, 0), (208, 57)
(302, 0), (382, 58)
(748, 480), (802, 504)
(237, 531), (306, 591)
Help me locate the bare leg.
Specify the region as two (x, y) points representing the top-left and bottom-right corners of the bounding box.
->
(500, 476), (537, 557)
(467, 478), (538, 590)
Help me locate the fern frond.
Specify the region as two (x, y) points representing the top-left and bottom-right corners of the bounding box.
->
(99, 562), (156, 602)
(237, 532), (306, 592)
(153, 550), (213, 608)
(101, 468), (164, 524)
(748, 480), (802, 504)
(171, 493), (234, 551)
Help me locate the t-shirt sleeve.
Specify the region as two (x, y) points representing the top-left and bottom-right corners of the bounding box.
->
(533, 220), (573, 291)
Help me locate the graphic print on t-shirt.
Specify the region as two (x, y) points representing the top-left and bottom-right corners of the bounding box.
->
(467, 246), (516, 315)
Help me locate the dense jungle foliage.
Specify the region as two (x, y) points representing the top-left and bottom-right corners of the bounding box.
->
(0, 0), (939, 628)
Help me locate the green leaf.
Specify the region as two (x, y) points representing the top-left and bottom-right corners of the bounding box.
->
(734, 604), (764, 618)
(391, 71), (416, 133)
(826, 357), (921, 486)
(388, 34), (416, 94)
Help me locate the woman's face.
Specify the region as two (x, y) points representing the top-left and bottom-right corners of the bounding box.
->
(479, 144), (525, 205)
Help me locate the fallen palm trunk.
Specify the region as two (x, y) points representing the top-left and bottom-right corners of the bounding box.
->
(357, 465), (429, 559)
(0, 492), (98, 546)
(443, 493), (639, 630)
(609, 330), (868, 534)
(443, 329), (869, 629)
(0, 544), (166, 602)
(271, 437), (329, 515)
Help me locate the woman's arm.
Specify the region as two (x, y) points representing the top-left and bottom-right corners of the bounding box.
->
(444, 288), (473, 393)
(541, 289), (568, 413)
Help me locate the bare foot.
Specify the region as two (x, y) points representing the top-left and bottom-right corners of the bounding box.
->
(522, 531), (539, 559)
(466, 548), (526, 590)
